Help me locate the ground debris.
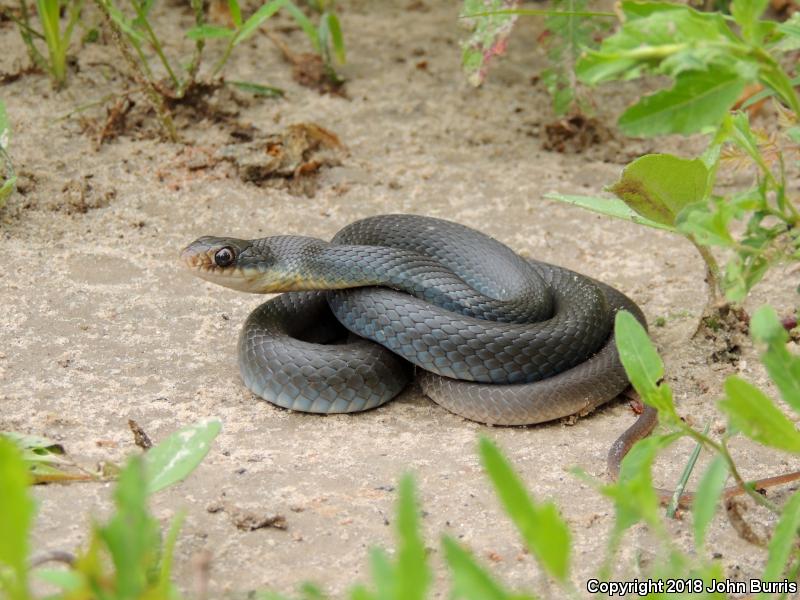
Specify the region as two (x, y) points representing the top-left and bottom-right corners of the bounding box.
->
(217, 122), (347, 196)
(128, 419), (153, 450)
(206, 500), (288, 532)
(542, 113), (613, 154)
(267, 31), (346, 96)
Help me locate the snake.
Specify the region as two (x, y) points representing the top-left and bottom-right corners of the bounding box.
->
(181, 214), (647, 426)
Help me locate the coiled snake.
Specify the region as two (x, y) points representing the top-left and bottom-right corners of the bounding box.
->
(181, 214), (646, 425)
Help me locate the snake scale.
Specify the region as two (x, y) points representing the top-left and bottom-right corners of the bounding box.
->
(181, 214), (646, 425)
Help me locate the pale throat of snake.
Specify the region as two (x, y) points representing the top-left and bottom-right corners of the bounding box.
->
(181, 235), (387, 294)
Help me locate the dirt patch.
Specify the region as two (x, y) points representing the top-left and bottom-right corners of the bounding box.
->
(1, 2), (798, 597)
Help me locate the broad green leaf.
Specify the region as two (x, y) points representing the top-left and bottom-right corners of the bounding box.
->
(1, 431), (92, 484)
(395, 475), (430, 600)
(479, 438), (570, 581)
(186, 24), (234, 39)
(675, 200), (735, 247)
(145, 419), (221, 494)
(608, 154), (708, 227)
(2, 431), (64, 456)
(460, 0), (520, 86)
(0, 438), (33, 600)
(621, 0), (689, 18)
(236, 0), (287, 45)
(751, 306), (800, 413)
(443, 535), (536, 600)
(751, 305), (789, 345)
(545, 193), (676, 232)
(731, 0), (769, 43)
(692, 456), (728, 549)
(758, 491), (800, 598)
(618, 70), (746, 137)
(613, 311), (679, 420)
(577, 6), (736, 85)
(718, 377), (800, 453)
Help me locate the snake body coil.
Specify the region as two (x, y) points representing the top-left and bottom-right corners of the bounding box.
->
(182, 214), (645, 425)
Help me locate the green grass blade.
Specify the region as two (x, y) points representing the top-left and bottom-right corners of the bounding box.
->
(186, 24), (235, 39)
(479, 438), (570, 582)
(145, 419), (221, 494)
(154, 511), (185, 595)
(692, 455), (728, 549)
(284, 1), (320, 52)
(0, 438), (34, 600)
(99, 456), (161, 598)
(618, 70), (746, 137)
(235, 0), (287, 45)
(227, 80), (285, 97)
(666, 421), (710, 518)
(326, 12), (345, 64)
(228, 0), (242, 26)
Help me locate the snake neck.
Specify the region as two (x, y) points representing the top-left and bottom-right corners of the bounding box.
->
(279, 243), (549, 324)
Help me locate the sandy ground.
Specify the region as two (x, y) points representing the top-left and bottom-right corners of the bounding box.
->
(1, 2), (799, 597)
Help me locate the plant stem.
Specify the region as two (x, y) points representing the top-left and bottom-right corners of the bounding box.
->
(688, 237), (724, 334)
(211, 37), (237, 77)
(97, 3), (178, 142)
(12, 1), (49, 71)
(679, 424), (781, 513)
(129, 0), (180, 89)
(185, 0), (206, 86)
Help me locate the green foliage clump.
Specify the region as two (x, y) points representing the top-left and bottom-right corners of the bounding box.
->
(549, 109), (799, 312)
(0, 420), (220, 600)
(577, 0), (800, 137)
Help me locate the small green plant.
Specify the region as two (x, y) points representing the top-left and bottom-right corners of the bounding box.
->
(93, 0), (345, 141)
(460, 0), (614, 115)
(0, 100), (15, 210)
(0, 419), (221, 599)
(548, 110), (799, 321)
(4, 0), (84, 88)
(186, 0), (345, 84)
(575, 0), (800, 137)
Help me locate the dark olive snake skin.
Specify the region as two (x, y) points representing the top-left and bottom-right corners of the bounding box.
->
(184, 214), (646, 425)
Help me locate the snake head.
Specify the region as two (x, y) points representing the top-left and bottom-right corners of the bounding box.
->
(181, 236), (279, 293)
(181, 235), (332, 293)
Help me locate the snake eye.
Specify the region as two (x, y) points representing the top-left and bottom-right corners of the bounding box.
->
(214, 247), (235, 267)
